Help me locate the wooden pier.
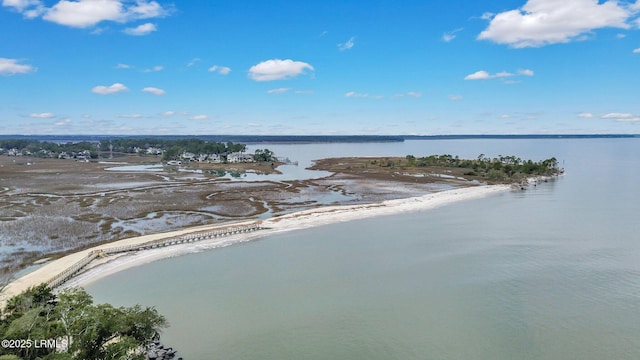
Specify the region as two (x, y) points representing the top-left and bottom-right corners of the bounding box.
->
(46, 223), (265, 288)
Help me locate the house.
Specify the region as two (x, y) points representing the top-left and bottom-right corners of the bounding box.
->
(181, 152), (196, 161)
(209, 153), (221, 163)
(58, 152), (70, 159)
(76, 150), (91, 161)
(146, 147), (163, 156)
(197, 153), (221, 163)
(7, 148), (22, 156)
(227, 152), (254, 163)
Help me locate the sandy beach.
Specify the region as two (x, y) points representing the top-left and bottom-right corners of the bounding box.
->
(0, 184), (510, 306)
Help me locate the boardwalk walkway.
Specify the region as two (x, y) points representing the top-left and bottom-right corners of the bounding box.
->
(46, 223), (265, 288)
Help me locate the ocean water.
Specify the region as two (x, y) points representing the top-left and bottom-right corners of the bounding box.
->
(87, 138), (640, 359)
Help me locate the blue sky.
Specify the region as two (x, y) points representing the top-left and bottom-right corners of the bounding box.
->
(2, 0), (640, 135)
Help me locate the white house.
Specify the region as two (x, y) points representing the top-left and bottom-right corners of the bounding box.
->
(146, 147), (163, 155)
(181, 152), (196, 161)
(227, 152), (254, 163)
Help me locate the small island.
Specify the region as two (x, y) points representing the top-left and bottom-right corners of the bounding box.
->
(310, 154), (562, 186)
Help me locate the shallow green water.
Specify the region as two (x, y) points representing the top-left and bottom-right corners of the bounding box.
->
(88, 139), (640, 359)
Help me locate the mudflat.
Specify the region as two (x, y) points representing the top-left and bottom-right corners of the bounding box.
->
(0, 155), (480, 284)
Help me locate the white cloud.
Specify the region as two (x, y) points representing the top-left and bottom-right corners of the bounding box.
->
(464, 70), (492, 80)
(2, 0), (41, 12)
(43, 0), (123, 28)
(248, 59), (314, 81)
(127, 0), (167, 20)
(442, 28), (463, 42)
(518, 69), (535, 76)
(495, 71), (515, 78)
(90, 26), (107, 35)
(338, 36), (355, 51)
(115, 63), (131, 69)
(190, 115), (208, 120)
(123, 22), (156, 35)
(464, 69), (535, 81)
(55, 118), (72, 126)
(208, 65), (231, 75)
(393, 91), (421, 98)
(91, 82), (129, 95)
(187, 58), (200, 67)
(142, 87), (165, 95)
(143, 65), (163, 72)
(345, 91), (368, 98)
(480, 12), (494, 20)
(0, 57), (36, 75)
(600, 112), (640, 122)
(267, 88), (290, 94)
(29, 112), (55, 118)
(6, 0), (171, 29)
(117, 113), (143, 118)
(162, 111), (175, 116)
(449, 95), (463, 101)
(633, 48), (640, 53)
(601, 112), (635, 119)
(578, 112), (594, 118)
(478, 0), (633, 48)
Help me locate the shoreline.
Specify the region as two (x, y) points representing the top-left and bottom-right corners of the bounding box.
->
(0, 184), (510, 306)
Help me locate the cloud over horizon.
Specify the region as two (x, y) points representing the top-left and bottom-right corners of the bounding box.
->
(29, 112), (55, 118)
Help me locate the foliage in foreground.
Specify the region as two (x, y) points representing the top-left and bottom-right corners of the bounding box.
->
(0, 284), (167, 360)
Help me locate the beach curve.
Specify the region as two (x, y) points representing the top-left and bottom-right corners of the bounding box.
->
(0, 184), (510, 307)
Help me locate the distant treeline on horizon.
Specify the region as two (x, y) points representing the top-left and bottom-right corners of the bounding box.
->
(0, 134), (636, 144)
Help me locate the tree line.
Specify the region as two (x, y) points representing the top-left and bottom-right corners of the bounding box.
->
(0, 284), (167, 360)
(0, 138), (248, 160)
(404, 154), (562, 181)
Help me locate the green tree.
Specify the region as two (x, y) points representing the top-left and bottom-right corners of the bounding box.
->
(1, 286), (167, 360)
(254, 149), (275, 162)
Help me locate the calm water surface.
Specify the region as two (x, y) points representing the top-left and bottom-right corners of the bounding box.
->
(87, 139), (640, 359)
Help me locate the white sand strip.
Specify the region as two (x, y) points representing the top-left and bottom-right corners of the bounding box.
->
(1, 184), (509, 306)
